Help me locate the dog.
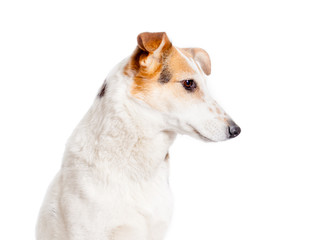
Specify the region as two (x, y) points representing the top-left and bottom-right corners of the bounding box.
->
(36, 32), (241, 240)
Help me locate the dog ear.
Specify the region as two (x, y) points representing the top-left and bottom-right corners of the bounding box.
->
(181, 48), (211, 75)
(136, 32), (172, 70)
(137, 32), (171, 53)
(124, 33), (171, 77)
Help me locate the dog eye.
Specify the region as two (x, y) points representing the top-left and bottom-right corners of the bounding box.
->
(182, 79), (196, 91)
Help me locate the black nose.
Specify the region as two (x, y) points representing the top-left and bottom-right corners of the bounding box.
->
(228, 125), (241, 138)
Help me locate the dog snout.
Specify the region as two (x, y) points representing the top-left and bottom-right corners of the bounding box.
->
(228, 124), (241, 138)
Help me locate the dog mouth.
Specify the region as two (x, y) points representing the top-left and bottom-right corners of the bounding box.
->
(187, 124), (213, 142)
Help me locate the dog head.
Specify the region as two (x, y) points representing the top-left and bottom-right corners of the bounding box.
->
(124, 32), (240, 142)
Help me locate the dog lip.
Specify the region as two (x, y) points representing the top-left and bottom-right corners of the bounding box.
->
(187, 124), (214, 142)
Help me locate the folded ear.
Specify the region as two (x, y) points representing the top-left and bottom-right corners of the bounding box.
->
(137, 32), (171, 53)
(182, 48), (211, 75)
(136, 32), (171, 70)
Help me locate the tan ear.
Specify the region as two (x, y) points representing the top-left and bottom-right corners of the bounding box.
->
(135, 32), (172, 72)
(137, 32), (171, 53)
(182, 48), (211, 75)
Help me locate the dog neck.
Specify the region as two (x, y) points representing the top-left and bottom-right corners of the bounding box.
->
(62, 59), (176, 181)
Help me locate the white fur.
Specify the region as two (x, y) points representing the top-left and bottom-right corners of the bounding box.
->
(36, 53), (235, 239)
(36, 59), (175, 240)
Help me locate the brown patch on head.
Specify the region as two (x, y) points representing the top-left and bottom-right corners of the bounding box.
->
(125, 32), (206, 110)
(157, 47), (205, 100)
(137, 32), (171, 53)
(167, 47), (196, 77)
(180, 48), (211, 75)
(124, 32), (172, 94)
(124, 33), (170, 75)
(216, 107), (221, 114)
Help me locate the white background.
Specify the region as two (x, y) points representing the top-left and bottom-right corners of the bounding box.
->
(0, 0), (319, 239)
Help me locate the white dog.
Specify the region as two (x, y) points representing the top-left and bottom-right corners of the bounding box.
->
(36, 32), (241, 240)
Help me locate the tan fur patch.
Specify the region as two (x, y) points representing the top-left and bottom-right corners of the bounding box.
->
(137, 32), (171, 52)
(125, 32), (207, 110)
(180, 48), (211, 75)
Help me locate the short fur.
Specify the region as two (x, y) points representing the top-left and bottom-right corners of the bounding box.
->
(36, 32), (240, 240)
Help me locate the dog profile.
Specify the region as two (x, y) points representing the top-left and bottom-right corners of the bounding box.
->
(36, 32), (241, 240)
